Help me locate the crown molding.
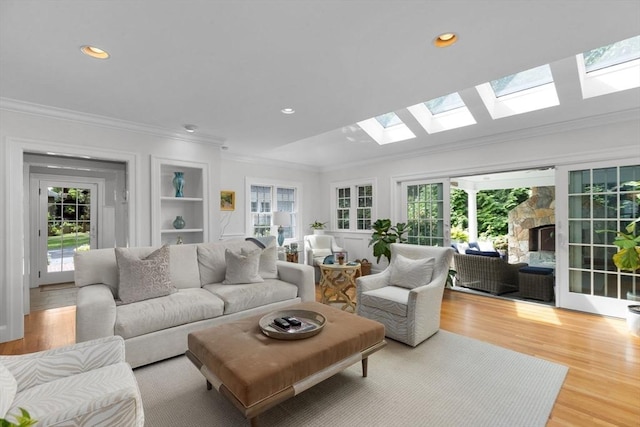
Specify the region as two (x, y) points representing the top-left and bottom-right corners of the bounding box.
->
(0, 97), (225, 147)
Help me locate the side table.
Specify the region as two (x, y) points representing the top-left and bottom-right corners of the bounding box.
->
(319, 263), (361, 312)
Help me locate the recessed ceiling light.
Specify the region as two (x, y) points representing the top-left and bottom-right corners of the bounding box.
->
(281, 108), (295, 114)
(433, 33), (458, 48)
(184, 124), (198, 133)
(80, 45), (110, 59)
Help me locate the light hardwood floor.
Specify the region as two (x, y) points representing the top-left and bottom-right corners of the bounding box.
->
(1, 289), (638, 426)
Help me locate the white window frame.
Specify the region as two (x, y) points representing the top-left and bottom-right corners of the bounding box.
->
(246, 177), (302, 243)
(331, 178), (377, 232)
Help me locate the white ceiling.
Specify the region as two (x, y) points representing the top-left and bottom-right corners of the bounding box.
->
(1, 0), (639, 169)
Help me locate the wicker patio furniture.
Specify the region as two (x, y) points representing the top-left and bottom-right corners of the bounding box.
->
(453, 252), (527, 295)
(518, 266), (555, 302)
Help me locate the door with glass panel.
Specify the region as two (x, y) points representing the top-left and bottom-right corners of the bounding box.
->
(401, 179), (450, 248)
(39, 181), (98, 285)
(557, 162), (639, 317)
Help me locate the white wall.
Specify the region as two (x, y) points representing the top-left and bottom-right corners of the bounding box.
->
(219, 156), (322, 241)
(0, 108), (222, 342)
(321, 115), (640, 272)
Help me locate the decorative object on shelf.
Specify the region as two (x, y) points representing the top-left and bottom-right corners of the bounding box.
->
(172, 171), (185, 197)
(173, 215), (186, 229)
(176, 235), (183, 245)
(273, 211), (291, 246)
(310, 220), (327, 235)
(220, 190), (235, 211)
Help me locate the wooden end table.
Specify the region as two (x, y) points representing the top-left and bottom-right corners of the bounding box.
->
(319, 262), (361, 312)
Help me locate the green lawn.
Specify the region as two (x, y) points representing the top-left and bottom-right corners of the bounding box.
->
(47, 232), (90, 250)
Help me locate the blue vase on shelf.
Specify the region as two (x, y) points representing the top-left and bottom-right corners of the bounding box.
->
(172, 172), (185, 197)
(173, 215), (186, 229)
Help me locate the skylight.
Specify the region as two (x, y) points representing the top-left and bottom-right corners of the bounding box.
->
(424, 92), (465, 115)
(375, 112), (403, 128)
(489, 65), (554, 97)
(476, 64), (559, 119)
(577, 35), (640, 99)
(583, 35), (640, 73)
(358, 112), (415, 145)
(408, 92), (476, 134)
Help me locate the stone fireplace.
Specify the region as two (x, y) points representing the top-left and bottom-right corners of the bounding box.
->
(508, 186), (555, 264)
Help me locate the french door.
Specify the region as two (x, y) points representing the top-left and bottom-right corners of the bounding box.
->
(556, 161), (639, 317)
(37, 180), (98, 285)
(400, 179), (451, 248)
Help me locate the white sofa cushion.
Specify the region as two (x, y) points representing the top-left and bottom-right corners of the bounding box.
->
(9, 362), (142, 426)
(360, 286), (410, 317)
(204, 279), (298, 315)
(115, 288), (224, 339)
(258, 243), (279, 279)
(168, 244), (201, 289)
(223, 248), (264, 285)
(115, 246), (176, 304)
(0, 362), (17, 418)
(390, 254), (435, 289)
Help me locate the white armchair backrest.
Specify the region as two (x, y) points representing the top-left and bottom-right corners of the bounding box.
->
(389, 243), (454, 285)
(304, 234), (346, 266)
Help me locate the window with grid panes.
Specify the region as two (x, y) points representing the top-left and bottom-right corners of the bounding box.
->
(335, 183), (374, 231)
(250, 184), (297, 239)
(337, 187), (351, 229)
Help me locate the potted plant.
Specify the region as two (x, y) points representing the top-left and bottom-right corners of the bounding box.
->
(368, 219), (410, 264)
(603, 217), (640, 335)
(309, 220), (327, 235)
(0, 408), (37, 427)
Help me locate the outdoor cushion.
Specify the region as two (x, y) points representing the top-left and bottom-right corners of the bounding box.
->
(520, 266), (554, 275)
(465, 249), (500, 257)
(115, 288), (224, 339)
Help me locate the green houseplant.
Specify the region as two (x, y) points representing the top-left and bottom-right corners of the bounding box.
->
(0, 408), (37, 427)
(309, 220), (327, 230)
(368, 219), (410, 263)
(609, 218), (640, 272)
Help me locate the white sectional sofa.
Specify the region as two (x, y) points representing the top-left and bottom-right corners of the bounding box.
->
(74, 238), (315, 368)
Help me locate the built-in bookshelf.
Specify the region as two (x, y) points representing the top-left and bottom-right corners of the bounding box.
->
(151, 156), (209, 246)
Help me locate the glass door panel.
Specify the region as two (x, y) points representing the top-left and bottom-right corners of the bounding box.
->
(401, 179), (450, 248)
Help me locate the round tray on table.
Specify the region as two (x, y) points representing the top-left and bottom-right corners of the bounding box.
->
(259, 309), (326, 340)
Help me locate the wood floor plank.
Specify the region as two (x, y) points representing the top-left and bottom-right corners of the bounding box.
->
(1, 288), (638, 426)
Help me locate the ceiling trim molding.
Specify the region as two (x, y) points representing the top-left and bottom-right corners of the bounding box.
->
(320, 107), (640, 172)
(0, 97), (226, 147)
(221, 151), (322, 173)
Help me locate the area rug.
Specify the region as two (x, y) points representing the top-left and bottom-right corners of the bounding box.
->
(135, 330), (568, 427)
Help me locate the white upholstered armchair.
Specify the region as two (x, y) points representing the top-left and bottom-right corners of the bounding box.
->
(0, 336), (144, 426)
(356, 243), (454, 347)
(304, 234), (347, 281)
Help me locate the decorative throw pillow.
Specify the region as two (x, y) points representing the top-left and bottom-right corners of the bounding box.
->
(115, 245), (176, 304)
(258, 242), (279, 279)
(223, 248), (264, 285)
(390, 254), (436, 289)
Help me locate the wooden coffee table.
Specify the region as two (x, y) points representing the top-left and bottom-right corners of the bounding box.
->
(186, 301), (386, 426)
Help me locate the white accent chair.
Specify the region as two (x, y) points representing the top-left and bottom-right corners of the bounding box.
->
(0, 336), (144, 426)
(356, 243), (454, 347)
(304, 234), (347, 282)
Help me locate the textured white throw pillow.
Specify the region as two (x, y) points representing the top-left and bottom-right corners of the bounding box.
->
(258, 243), (279, 279)
(115, 245), (176, 304)
(223, 248), (264, 285)
(390, 254), (435, 289)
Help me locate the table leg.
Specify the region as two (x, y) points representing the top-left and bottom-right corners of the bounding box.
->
(362, 357), (368, 377)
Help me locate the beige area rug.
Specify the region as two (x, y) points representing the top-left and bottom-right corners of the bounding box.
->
(30, 284), (77, 311)
(135, 330), (568, 427)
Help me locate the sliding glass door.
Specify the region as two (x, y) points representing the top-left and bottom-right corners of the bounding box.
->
(557, 161), (639, 317)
